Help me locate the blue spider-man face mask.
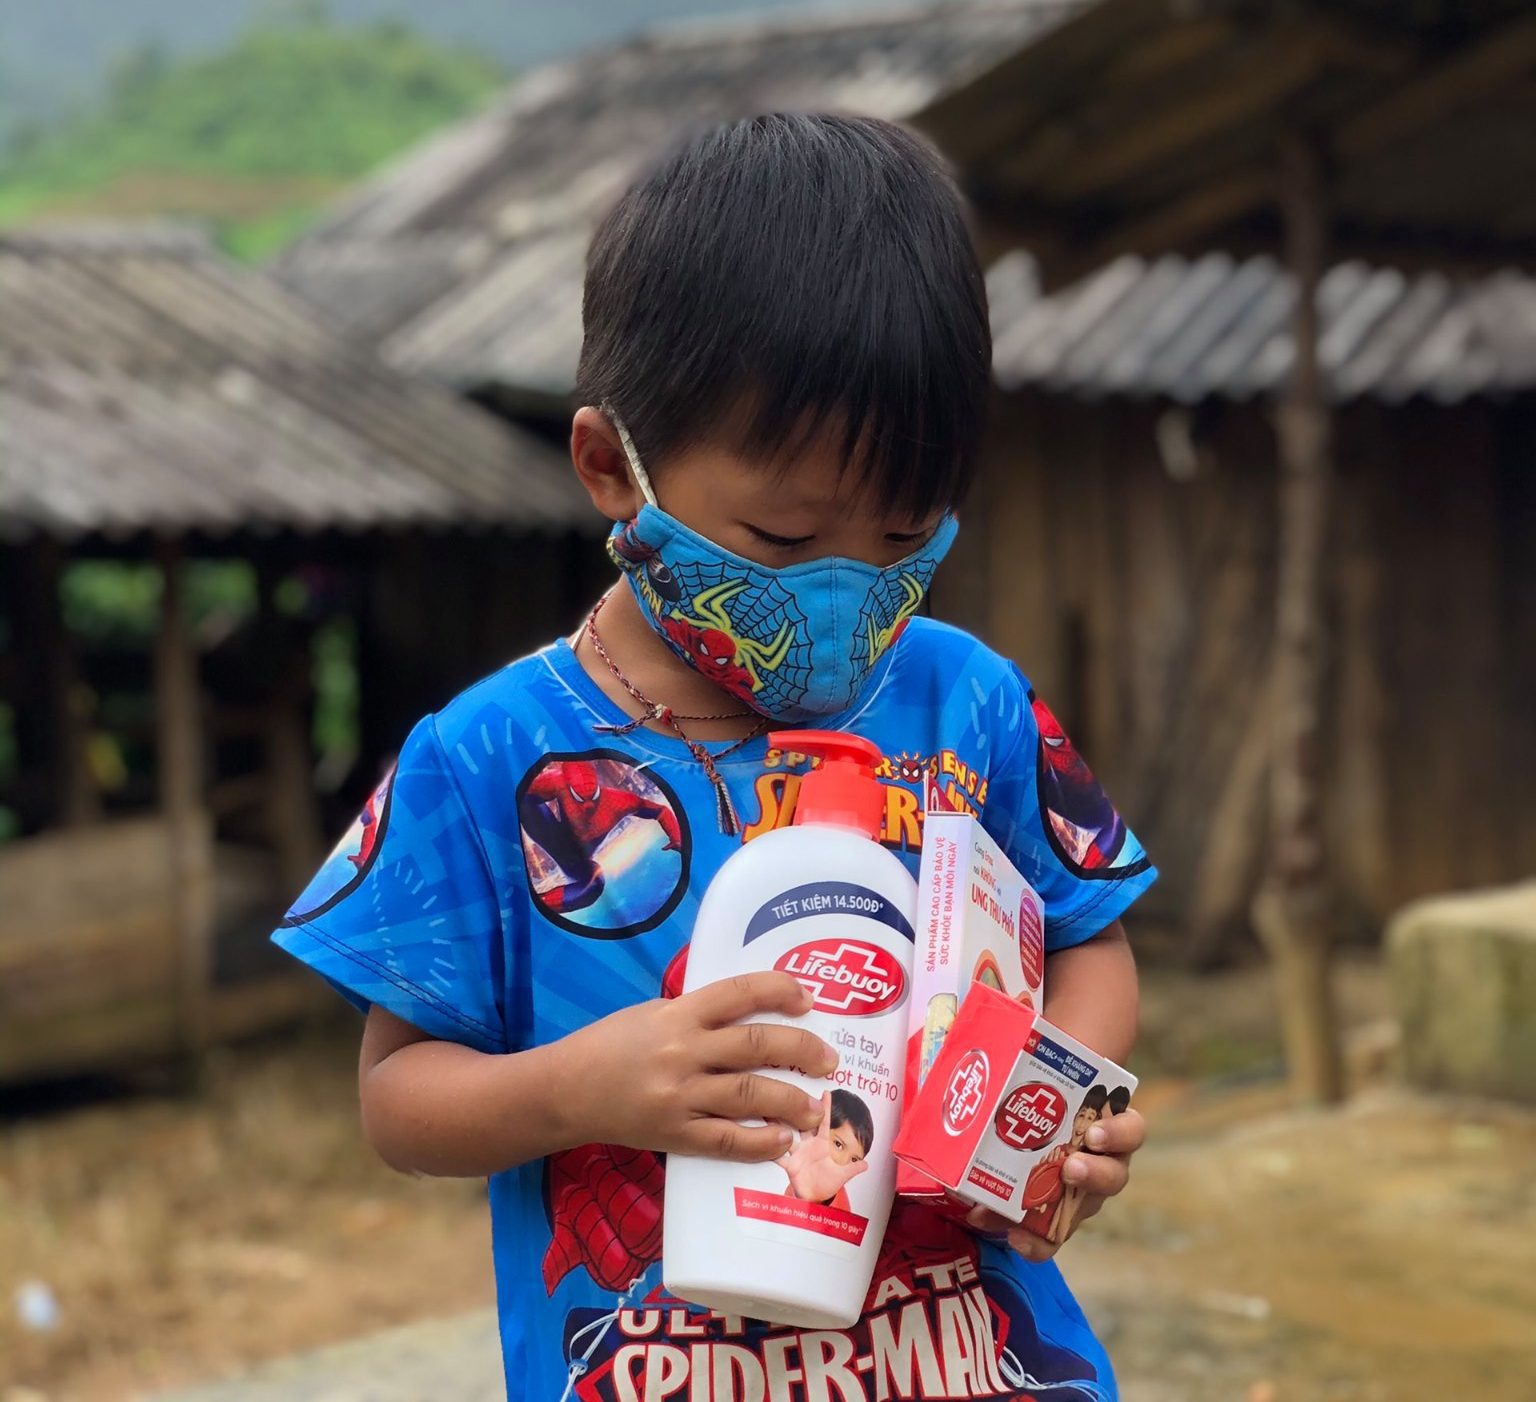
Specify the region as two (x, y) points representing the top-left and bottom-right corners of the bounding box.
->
(603, 413), (958, 721)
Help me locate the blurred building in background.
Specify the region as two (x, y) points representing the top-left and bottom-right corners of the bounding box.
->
(0, 224), (598, 1083)
(275, 0), (1536, 961)
(4, 0), (1533, 1079)
(970, 253), (1536, 957)
(4, 5), (1535, 1390)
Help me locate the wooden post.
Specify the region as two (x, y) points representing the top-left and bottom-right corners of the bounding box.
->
(155, 539), (213, 1067)
(1333, 412), (1391, 929)
(1252, 135), (1345, 1105)
(257, 564), (324, 898)
(13, 540), (99, 827)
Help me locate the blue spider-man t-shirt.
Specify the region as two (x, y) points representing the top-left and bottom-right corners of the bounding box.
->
(274, 618), (1156, 1402)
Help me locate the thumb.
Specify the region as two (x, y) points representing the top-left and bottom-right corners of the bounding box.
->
(845, 1159), (871, 1180)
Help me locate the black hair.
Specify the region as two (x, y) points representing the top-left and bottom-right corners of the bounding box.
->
(1106, 1085), (1131, 1115)
(1081, 1084), (1110, 1116)
(829, 1088), (875, 1155)
(577, 111), (991, 521)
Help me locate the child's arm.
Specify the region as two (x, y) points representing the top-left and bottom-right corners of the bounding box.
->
(1040, 919), (1138, 1063)
(357, 971), (837, 1178)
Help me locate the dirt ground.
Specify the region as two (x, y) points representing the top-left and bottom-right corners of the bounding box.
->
(4, 954), (1534, 1401)
(1, 1022), (493, 1401)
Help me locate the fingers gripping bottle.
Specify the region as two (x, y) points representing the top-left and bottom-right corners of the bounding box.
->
(663, 731), (918, 1328)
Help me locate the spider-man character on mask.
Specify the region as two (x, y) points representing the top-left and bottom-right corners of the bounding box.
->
(655, 615), (756, 703)
(608, 522), (682, 604)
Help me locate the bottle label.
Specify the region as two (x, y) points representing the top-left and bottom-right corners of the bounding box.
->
(744, 881), (916, 945)
(732, 1187), (870, 1245)
(728, 881), (914, 1258)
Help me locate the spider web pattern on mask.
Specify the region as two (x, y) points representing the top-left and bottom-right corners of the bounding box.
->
(666, 560), (814, 714)
(853, 559), (939, 670)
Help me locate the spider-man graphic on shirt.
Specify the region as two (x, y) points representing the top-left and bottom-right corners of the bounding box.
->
(280, 767), (393, 924)
(519, 757), (683, 916)
(541, 949), (1110, 1401)
(1031, 694), (1151, 881)
(272, 620), (1156, 1400)
(348, 782), (386, 871)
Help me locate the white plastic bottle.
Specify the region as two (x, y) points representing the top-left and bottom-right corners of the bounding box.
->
(663, 730), (918, 1329)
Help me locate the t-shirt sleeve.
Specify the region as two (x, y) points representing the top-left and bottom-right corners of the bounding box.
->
(984, 665), (1158, 952)
(272, 713), (510, 1054)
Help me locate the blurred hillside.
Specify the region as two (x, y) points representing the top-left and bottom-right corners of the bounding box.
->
(0, 14), (504, 258)
(0, 0), (891, 148)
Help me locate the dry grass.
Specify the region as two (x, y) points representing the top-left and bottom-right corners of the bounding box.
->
(0, 1021), (493, 1400)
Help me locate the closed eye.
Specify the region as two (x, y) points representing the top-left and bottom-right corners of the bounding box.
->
(744, 524), (814, 549)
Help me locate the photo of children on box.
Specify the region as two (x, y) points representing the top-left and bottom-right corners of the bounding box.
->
(1023, 1084), (1134, 1244)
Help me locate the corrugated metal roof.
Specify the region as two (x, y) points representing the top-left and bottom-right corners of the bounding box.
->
(276, 0), (1536, 407)
(275, 1), (1076, 397)
(0, 224), (590, 543)
(986, 251), (1536, 403)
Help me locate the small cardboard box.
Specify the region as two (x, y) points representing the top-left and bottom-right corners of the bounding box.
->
(898, 812), (1046, 1197)
(893, 982), (1137, 1240)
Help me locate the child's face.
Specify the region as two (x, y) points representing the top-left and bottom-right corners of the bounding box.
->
(828, 1121), (866, 1168)
(1071, 1103), (1102, 1145)
(623, 418), (943, 570)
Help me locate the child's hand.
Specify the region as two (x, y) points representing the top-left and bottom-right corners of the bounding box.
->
(961, 1106), (1147, 1262)
(777, 1091), (871, 1202)
(556, 972), (836, 1161)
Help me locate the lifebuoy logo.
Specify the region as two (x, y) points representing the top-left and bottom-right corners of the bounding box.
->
(775, 939), (907, 1016)
(994, 1081), (1067, 1151)
(943, 1050), (990, 1137)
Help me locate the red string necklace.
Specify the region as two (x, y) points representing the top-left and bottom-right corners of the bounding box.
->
(584, 592), (768, 835)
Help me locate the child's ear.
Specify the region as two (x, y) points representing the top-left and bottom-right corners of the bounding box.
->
(571, 406), (644, 522)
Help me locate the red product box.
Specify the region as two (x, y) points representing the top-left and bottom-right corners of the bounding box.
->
(897, 812), (1045, 1199)
(892, 983), (1137, 1242)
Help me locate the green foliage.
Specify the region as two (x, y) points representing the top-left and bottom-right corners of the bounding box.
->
(50, 560), (358, 781)
(0, 16), (504, 255)
(311, 617), (360, 762)
(61, 561), (259, 643)
(61, 563), (164, 642)
(217, 201), (336, 262)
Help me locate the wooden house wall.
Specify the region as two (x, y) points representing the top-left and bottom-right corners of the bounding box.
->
(936, 392), (1536, 951)
(355, 529), (611, 773)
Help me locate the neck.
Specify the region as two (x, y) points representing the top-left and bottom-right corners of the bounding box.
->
(573, 583), (765, 742)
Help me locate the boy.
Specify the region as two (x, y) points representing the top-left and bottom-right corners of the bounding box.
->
(276, 112), (1155, 1400)
(778, 1088), (873, 1211)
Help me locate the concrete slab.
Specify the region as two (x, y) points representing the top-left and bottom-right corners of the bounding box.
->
(1388, 880), (1536, 1102)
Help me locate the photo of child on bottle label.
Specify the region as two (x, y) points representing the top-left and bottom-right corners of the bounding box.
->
(778, 1089), (873, 1212)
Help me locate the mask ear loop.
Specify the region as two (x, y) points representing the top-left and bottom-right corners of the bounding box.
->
(600, 403), (660, 509)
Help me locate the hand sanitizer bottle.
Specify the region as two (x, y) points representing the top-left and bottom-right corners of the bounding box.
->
(663, 730), (918, 1329)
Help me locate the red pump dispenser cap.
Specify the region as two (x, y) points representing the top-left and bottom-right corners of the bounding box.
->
(770, 729), (885, 841)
